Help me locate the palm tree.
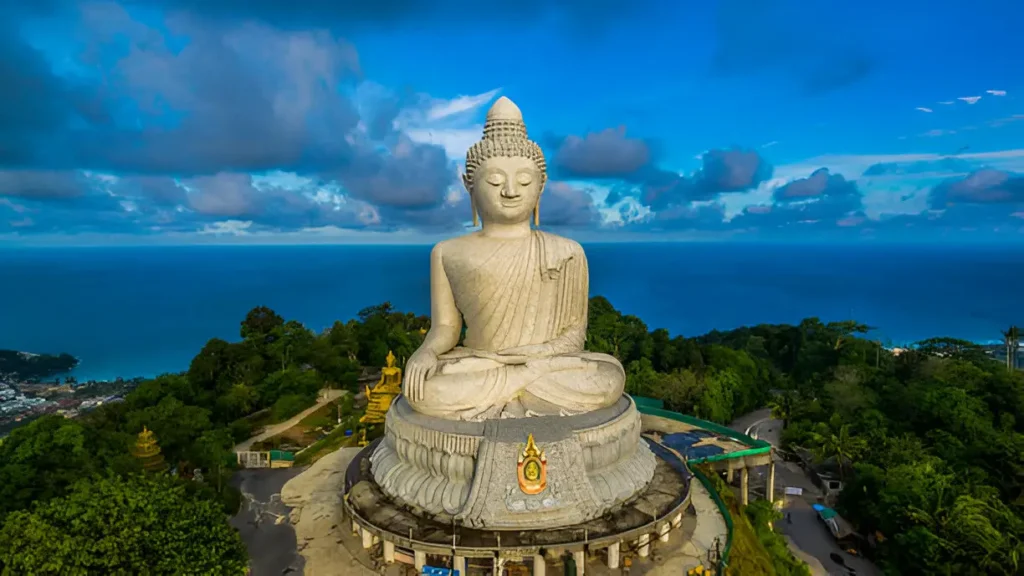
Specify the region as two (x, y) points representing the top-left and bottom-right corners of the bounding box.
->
(814, 422), (868, 481)
(768, 391), (797, 428)
(1001, 326), (1020, 371)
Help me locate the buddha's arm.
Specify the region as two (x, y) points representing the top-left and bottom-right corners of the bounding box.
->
(420, 243), (462, 356)
(545, 250), (589, 354)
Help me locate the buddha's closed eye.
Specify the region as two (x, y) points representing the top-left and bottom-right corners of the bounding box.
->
(486, 173), (506, 186)
(516, 172), (533, 186)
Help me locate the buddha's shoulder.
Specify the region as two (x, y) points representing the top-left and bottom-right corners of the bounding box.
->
(432, 234), (472, 255)
(536, 230), (585, 257)
(431, 233), (482, 264)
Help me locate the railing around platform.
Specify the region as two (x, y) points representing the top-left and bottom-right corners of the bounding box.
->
(633, 397), (773, 464)
(689, 465), (734, 575)
(635, 397), (741, 575)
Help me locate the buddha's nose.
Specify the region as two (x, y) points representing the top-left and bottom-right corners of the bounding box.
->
(501, 182), (519, 199)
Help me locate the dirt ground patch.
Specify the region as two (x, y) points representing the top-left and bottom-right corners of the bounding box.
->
(252, 401), (343, 452)
(281, 447), (377, 576)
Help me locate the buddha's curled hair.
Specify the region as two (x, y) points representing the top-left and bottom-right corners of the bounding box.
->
(463, 98), (547, 189)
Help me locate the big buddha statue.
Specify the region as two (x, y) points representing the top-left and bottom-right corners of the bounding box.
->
(366, 97), (655, 529)
(403, 96), (625, 422)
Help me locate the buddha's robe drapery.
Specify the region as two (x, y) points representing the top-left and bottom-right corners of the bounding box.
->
(410, 230), (625, 421)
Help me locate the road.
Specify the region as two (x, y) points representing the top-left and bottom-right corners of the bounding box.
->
(233, 389), (346, 453)
(739, 415), (880, 576)
(230, 468), (306, 576)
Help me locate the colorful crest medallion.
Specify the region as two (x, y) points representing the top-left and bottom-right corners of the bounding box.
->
(517, 433), (547, 495)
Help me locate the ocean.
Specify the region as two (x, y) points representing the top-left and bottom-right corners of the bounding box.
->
(1, 243), (1022, 382)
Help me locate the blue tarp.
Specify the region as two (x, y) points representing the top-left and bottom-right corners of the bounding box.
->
(644, 438), (693, 481)
(661, 431), (726, 460)
(422, 568), (458, 576)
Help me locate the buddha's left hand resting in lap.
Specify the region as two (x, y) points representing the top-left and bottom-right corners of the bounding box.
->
(403, 97), (625, 422)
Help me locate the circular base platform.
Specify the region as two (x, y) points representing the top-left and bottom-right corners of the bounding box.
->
(344, 438), (691, 559)
(368, 396), (657, 529)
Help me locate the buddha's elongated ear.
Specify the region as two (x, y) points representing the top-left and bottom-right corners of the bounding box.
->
(534, 200), (540, 227)
(461, 172), (471, 191)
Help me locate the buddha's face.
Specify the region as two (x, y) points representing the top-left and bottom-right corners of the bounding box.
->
(467, 156), (543, 226)
(524, 460), (541, 481)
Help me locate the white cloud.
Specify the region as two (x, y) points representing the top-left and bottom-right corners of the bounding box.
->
(958, 96), (982, 104)
(937, 101), (955, 105)
(425, 88), (501, 121)
(405, 128), (481, 161)
(915, 107), (933, 113)
(391, 88), (503, 161)
(719, 178), (781, 218)
(198, 220), (253, 235)
(986, 89), (1007, 96)
(761, 141), (779, 148)
(601, 195), (649, 225)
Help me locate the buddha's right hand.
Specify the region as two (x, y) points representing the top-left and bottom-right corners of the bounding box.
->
(404, 349), (438, 403)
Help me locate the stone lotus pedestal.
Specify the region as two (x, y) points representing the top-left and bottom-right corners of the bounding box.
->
(369, 395), (656, 529)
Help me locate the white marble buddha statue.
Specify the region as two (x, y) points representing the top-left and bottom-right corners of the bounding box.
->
(403, 96), (625, 421)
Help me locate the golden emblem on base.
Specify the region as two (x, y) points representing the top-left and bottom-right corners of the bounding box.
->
(517, 433), (547, 495)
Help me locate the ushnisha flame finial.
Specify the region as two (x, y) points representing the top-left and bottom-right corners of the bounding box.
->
(464, 96), (547, 226)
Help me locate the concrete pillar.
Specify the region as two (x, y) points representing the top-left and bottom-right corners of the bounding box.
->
(741, 467), (750, 506)
(606, 542), (620, 569)
(361, 528), (373, 549)
(533, 554), (546, 576)
(726, 468), (734, 483)
(672, 512), (683, 528)
(453, 555), (466, 575)
(638, 533), (650, 558)
(573, 550), (585, 576)
(414, 550), (427, 571)
(383, 541), (395, 563)
(768, 461), (776, 503)
(351, 520), (359, 535)
(658, 522), (671, 543)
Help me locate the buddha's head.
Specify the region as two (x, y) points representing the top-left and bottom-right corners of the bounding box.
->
(463, 97), (547, 227)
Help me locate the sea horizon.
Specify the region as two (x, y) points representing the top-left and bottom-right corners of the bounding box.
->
(2, 242), (1022, 382)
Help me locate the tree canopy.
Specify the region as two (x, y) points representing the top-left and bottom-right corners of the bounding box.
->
(0, 299), (1020, 574)
(0, 475), (247, 575)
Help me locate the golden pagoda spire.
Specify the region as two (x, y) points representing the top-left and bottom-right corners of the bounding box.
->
(131, 426), (168, 473)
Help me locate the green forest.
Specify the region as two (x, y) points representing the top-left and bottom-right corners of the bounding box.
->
(0, 349), (78, 381)
(0, 297), (1021, 575)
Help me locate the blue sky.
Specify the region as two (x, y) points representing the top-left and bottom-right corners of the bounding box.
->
(1, 0), (1022, 245)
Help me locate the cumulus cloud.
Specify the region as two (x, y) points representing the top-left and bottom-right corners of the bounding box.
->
(2, 5), (364, 175)
(862, 157), (975, 177)
(642, 148), (772, 209)
(774, 168), (858, 201)
(552, 128), (652, 178)
(929, 169), (1024, 208)
(330, 135), (455, 211)
(0, 1), (485, 236)
(541, 182), (603, 227)
(728, 168), (865, 231)
(0, 171), (93, 199)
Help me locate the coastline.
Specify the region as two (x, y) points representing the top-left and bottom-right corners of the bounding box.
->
(54, 337), (1023, 385)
